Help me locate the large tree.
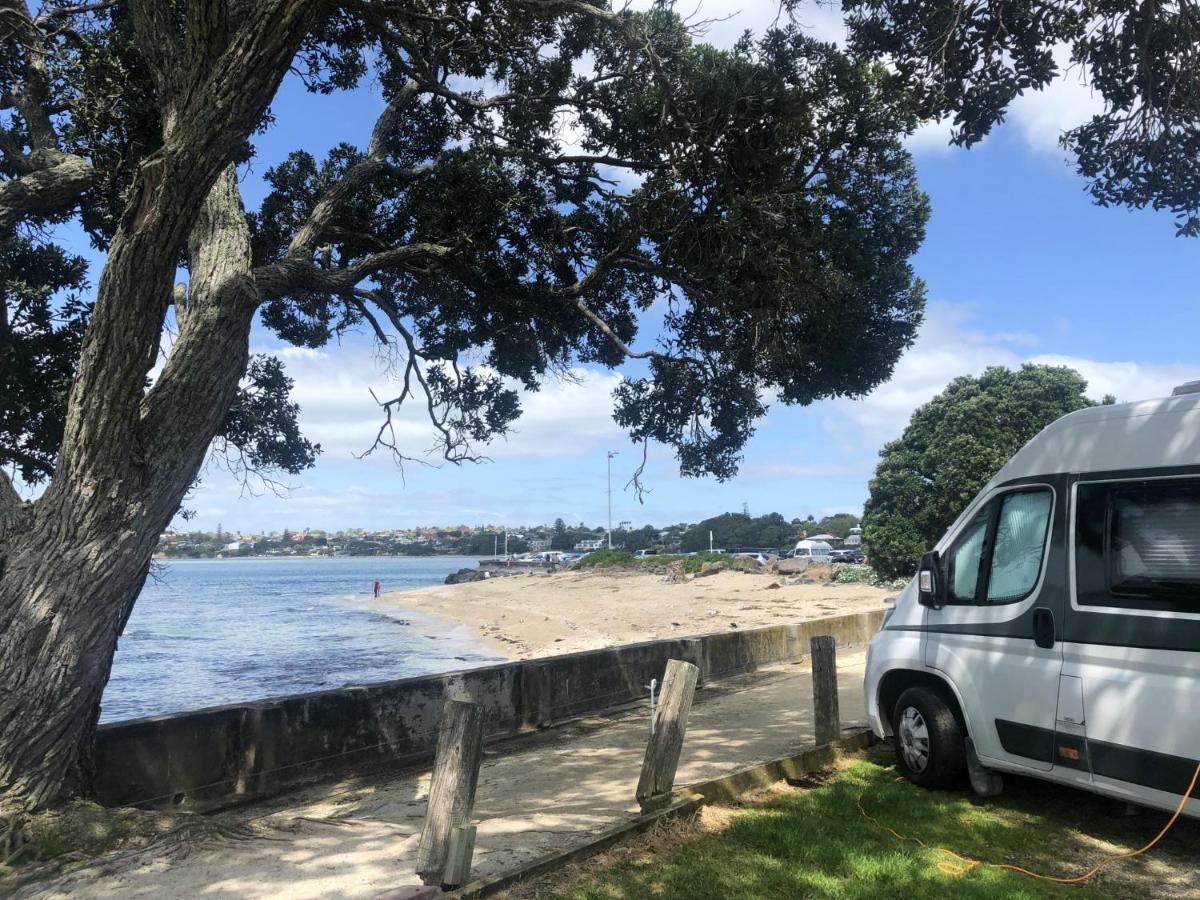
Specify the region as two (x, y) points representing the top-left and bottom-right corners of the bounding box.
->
(0, 0), (928, 810)
(862, 364), (1097, 580)
(843, 0), (1200, 235)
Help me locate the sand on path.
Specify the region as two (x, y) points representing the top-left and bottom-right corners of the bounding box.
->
(380, 568), (894, 659)
(26, 653), (870, 900)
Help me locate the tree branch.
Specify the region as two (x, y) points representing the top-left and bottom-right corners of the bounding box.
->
(0, 149), (93, 231)
(254, 242), (457, 299)
(284, 79), (434, 261)
(0, 467), (22, 516)
(32, 1), (117, 24)
(2, 0), (61, 150)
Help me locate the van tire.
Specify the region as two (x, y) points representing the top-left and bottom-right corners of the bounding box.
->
(891, 686), (966, 789)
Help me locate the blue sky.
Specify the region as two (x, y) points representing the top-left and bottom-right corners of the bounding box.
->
(41, 3), (1200, 534)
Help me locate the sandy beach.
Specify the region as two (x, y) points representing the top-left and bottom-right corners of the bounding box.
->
(380, 567), (896, 659)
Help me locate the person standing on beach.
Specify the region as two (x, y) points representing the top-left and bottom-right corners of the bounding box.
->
(373, 579), (381, 599)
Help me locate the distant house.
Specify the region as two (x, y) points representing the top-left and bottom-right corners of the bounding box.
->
(224, 541), (253, 551)
(527, 538), (552, 551)
(845, 526), (863, 547)
(807, 533), (842, 544)
(575, 538), (605, 551)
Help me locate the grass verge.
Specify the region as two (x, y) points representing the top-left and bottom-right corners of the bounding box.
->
(521, 745), (1199, 899)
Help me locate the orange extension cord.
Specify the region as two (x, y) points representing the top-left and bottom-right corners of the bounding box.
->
(857, 761), (1200, 884)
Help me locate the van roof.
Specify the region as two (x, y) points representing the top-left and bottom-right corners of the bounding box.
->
(990, 392), (1200, 486)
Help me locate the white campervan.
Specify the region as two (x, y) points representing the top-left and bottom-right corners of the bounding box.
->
(865, 386), (1200, 817)
(792, 539), (833, 561)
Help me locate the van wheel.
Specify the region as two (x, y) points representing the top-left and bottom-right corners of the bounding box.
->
(892, 686), (966, 789)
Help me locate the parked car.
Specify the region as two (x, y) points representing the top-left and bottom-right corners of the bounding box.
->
(831, 549), (864, 564)
(865, 385), (1200, 818)
(634, 549), (658, 558)
(790, 539), (833, 561)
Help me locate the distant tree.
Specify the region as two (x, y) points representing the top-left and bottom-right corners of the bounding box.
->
(550, 518), (571, 551)
(863, 365), (1096, 580)
(680, 511), (792, 551)
(281, 528), (293, 543)
(843, 0), (1200, 236)
(813, 513), (860, 538)
(627, 524), (659, 551)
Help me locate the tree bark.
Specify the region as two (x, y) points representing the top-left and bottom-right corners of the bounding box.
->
(0, 165), (258, 812)
(0, 0), (318, 812)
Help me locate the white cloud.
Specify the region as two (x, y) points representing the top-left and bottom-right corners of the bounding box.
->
(1027, 355), (1195, 405)
(903, 117), (959, 155)
(269, 345), (623, 462)
(1008, 45), (1104, 154)
(815, 303), (1191, 447)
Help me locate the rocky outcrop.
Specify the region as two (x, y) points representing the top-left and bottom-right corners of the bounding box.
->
(444, 568), (489, 585)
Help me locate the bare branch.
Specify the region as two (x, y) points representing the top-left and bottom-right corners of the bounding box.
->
(352, 288), (491, 467)
(625, 440), (652, 504)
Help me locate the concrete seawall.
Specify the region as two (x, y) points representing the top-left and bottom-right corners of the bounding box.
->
(94, 609), (885, 810)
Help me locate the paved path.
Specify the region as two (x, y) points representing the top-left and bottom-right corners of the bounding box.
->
(25, 652), (869, 900)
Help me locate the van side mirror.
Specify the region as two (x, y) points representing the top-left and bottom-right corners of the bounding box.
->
(917, 550), (944, 609)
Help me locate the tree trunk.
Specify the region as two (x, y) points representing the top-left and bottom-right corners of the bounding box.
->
(0, 503), (158, 808)
(0, 164), (259, 812)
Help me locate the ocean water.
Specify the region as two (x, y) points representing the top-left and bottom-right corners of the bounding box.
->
(102, 556), (501, 724)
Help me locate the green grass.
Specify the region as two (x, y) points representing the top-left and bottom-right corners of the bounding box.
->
(573, 550), (729, 574)
(544, 747), (1199, 900)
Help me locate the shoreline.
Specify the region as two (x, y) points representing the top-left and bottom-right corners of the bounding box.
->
(378, 567), (894, 660)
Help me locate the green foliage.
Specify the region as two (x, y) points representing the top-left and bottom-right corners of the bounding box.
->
(0, 238), (89, 482)
(4, 3), (931, 486)
(863, 365), (1095, 580)
(844, 0), (1200, 236)
(832, 563), (907, 590)
(573, 549), (728, 574)
(575, 548), (638, 568)
(812, 513), (860, 538)
(679, 512), (797, 552)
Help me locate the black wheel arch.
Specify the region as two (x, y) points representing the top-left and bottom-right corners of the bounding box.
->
(878, 669), (969, 739)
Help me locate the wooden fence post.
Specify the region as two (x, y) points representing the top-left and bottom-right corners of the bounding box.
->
(415, 699), (485, 886)
(810, 635), (840, 746)
(441, 824), (478, 889)
(636, 659), (699, 809)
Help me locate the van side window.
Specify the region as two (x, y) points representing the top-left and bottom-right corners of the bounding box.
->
(947, 506), (989, 603)
(987, 491), (1053, 601)
(945, 488), (1053, 604)
(1076, 478), (1200, 612)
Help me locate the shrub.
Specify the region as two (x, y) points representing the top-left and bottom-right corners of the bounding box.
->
(574, 549), (637, 568)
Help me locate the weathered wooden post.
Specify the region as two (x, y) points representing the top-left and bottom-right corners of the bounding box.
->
(810, 635), (840, 746)
(441, 824), (478, 889)
(415, 699), (484, 886)
(636, 659), (699, 809)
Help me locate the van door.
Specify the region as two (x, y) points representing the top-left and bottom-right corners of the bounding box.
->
(925, 484), (1065, 771)
(1067, 474), (1200, 811)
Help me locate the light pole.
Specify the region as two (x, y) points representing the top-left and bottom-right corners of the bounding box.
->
(607, 450), (619, 549)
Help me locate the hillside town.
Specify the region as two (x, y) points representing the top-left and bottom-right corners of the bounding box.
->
(154, 512), (863, 559)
